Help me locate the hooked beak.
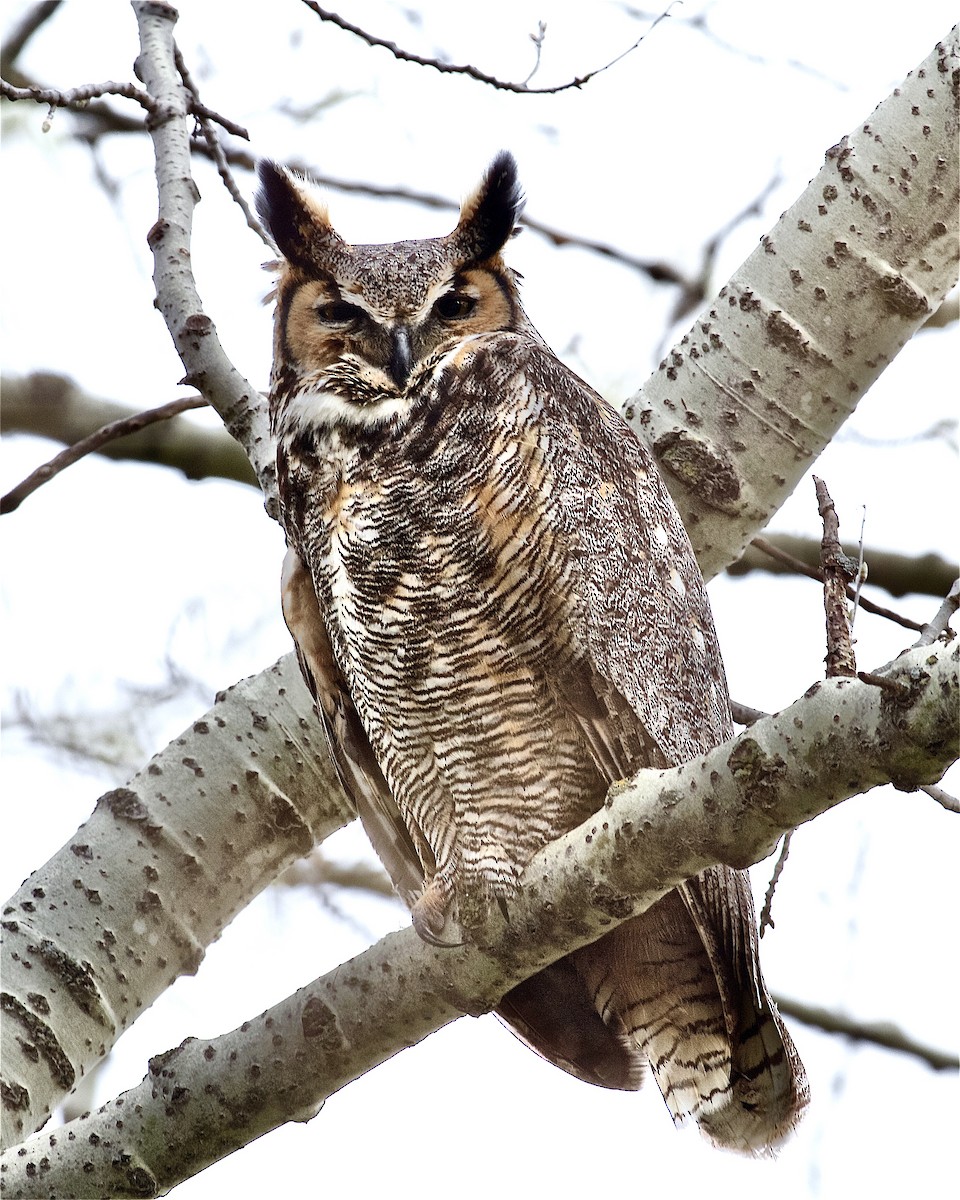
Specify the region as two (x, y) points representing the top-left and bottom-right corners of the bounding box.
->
(388, 326), (413, 389)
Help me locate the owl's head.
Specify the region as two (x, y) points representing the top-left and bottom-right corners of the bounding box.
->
(257, 152), (529, 433)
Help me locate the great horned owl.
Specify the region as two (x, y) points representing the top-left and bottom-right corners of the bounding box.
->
(256, 152), (807, 1151)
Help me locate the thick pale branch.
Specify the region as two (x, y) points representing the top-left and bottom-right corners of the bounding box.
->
(2, 639), (955, 1192)
(0, 655), (350, 1148)
(628, 27), (960, 580)
(131, 0), (275, 509)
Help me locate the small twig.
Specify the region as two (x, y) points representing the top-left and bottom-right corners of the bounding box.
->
(759, 830), (793, 937)
(749, 536), (924, 632)
(730, 699), (768, 726)
(187, 98), (249, 140)
(663, 169), (783, 333)
(814, 476), (858, 677)
(0, 74), (247, 138)
(770, 995), (959, 1071)
(521, 21), (548, 88)
(735, 535), (953, 604)
(173, 45), (267, 242)
(279, 855), (397, 896)
(915, 578), (960, 647)
(850, 506), (868, 627)
(0, 76), (157, 114)
(301, 1), (674, 95)
(856, 670), (912, 699)
(10, 81), (692, 291)
(919, 784), (960, 814)
(1, 395), (207, 515)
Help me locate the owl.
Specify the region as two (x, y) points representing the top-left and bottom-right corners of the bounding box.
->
(256, 152), (807, 1151)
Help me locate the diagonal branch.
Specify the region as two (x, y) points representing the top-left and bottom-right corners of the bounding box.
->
(1, 394), (208, 514)
(2, 639), (955, 1189)
(627, 27), (960, 581)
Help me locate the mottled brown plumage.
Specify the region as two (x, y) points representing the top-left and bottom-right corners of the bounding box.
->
(257, 152), (808, 1150)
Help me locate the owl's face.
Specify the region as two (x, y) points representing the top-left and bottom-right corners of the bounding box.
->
(257, 153), (530, 435)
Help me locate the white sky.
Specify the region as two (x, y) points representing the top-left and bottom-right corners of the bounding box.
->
(1, 2), (957, 1197)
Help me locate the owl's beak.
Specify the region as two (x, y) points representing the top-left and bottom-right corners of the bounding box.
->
(388, 326), (413, 389)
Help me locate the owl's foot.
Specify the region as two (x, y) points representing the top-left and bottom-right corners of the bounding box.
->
(411, 879), (461, 947)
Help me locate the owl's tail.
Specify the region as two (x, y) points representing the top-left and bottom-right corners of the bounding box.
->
(497, 866), (807, 1153)
(572, 871), (808, 1153)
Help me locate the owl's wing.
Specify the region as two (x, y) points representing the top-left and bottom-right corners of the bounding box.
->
(280, 547), (426, 907)
(485, 338), (805, 1147)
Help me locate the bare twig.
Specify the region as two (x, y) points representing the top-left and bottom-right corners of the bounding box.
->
(173, 44), (266, 241)
(759, 830), (793, 937)
(1, 372), (258, 491)
(620, 5), (850, 90)
(730, 700), (768, 726)
(664, 170), (784, 332)
(1, 395), (207, 514)
(732, 535), (955, 602)
(521, 20), (548, 88)
(1, 69), (248, 138)
(279, 855), (397, 896)
(919, 783), (960, 814)
(856, 670), (912, 699)
(850, 507), (868, 627)
(915, 578), (960, 647)
(770, 995), (959, 1071)
(747, 536), (925, 631)
(814, 476), (860, 677)
(0, 76), (157, 115)
(301, 1), (673, 94)
(8, 74), (692, 290)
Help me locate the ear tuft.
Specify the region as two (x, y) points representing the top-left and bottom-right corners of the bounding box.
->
(255, 160), (340, 269)
(450, 151), (524, 264)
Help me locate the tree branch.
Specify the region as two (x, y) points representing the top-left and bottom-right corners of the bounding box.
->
(2, 639), (955, 1190)
(300, 1), (672, 95)
(625, 27), (960, 581)
(0, 654), (352, 1149)
(916, 578), (960, 646)
(769, 996), (959, 1072)
(814, 476), (859, 676)
(131, 0), (276, 511)
(0, 372), (258, 496)
(0, 75), (156, 115)
(4, 375), (950, 615)
(0, 394), (208, 514)
(728, 534), (956, 603)
(279, 853), (960, 1070)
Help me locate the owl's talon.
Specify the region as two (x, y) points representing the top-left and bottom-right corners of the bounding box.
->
(411, 880), (460, 947)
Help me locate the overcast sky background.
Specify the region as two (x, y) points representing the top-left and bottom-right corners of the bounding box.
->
(1, 2), (957, 1197)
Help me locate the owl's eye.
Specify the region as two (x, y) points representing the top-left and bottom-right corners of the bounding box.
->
(433, 292), (477, 321)
(316, 300), (363, 327)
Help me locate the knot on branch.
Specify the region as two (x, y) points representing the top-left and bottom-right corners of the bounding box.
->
(653, 430), (744, 514)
